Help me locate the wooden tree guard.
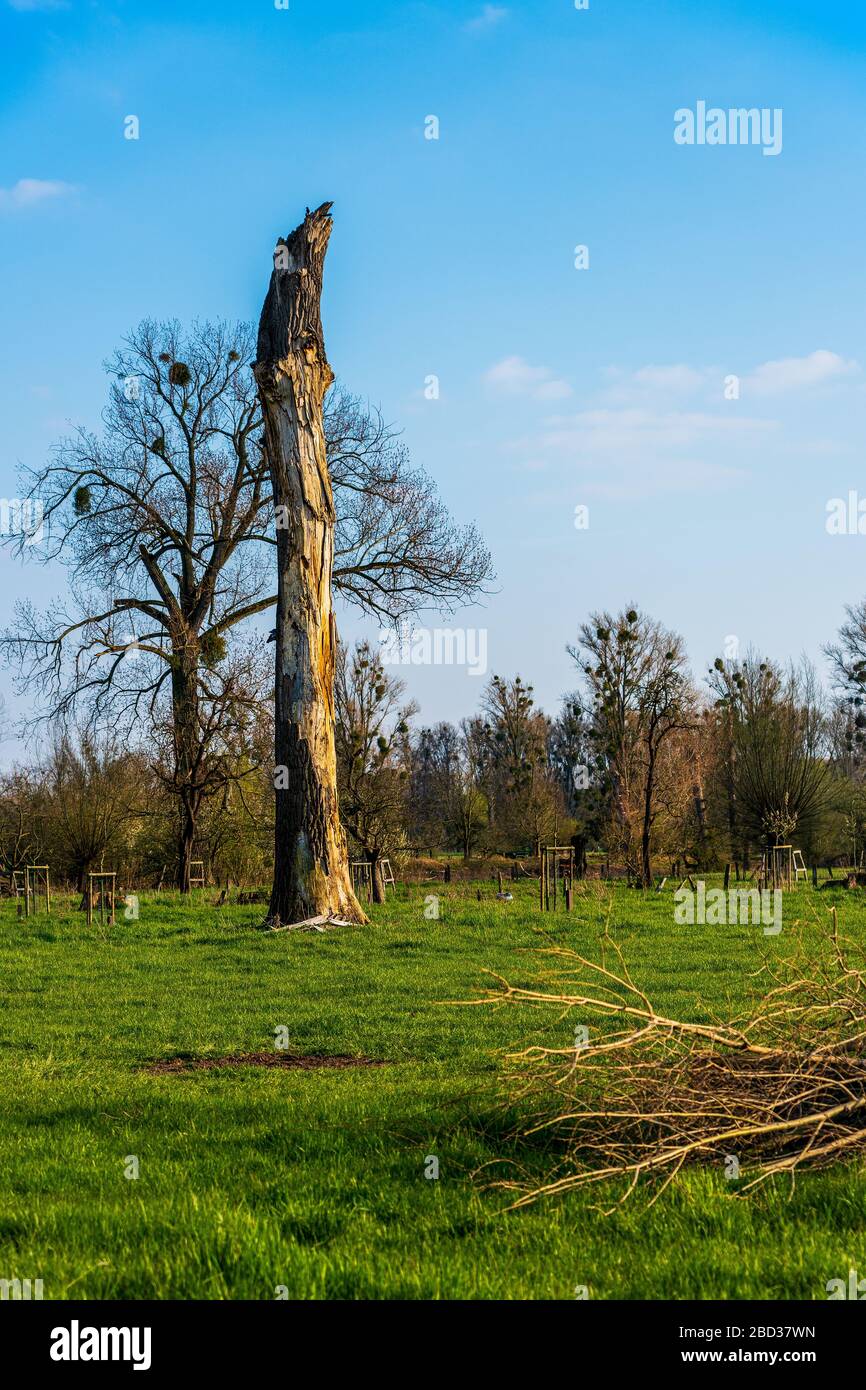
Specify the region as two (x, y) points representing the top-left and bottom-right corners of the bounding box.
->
(350, 861), (373, 904)
(24, 865), (50, 917)
(189, 860), (205, 889)
(380, 858), (396, 889)
(753, 845), (796, 891)
(772, 845), (793, 890)
(540, 845), (575, 911)
(88, 872), (116, 927)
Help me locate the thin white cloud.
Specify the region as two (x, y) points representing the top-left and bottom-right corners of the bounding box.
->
(602, 364), (706, 392)
(601, 363), (712, 404)
(507, 407), (771, 498)
(502, 354), (851, 499)
(746, 349), (858, 396)
(631, 364), (708, 392)
(0, 178), (76, 211)
(582, 458), (747, 500)
(601, 353), (859, 405)
(538, 407), (774, 454)
(484, 355), (572, 401)
(464, 5), (508, 34)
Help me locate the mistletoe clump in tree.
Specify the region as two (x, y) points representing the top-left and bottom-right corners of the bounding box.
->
(570, 607), (696, 887)
(707, 654), (830, 861)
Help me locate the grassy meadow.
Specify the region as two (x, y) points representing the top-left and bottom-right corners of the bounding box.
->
(2, 875), (865, 1300)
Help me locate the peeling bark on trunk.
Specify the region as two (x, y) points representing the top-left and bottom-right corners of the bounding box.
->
(254, 204), (367, 926)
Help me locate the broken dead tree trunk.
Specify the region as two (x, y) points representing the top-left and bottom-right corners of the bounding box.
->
(253, 202), (367, 927)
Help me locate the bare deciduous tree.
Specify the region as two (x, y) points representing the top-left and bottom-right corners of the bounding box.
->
(708, 653), (830, 857)
(42, 732), (135, 894)
(476, 675), (560, 852)
(1, 319), (273, 888)
(0, 770), (43, 879)
(571, 608), (696, 886)
(335, 640), (415, 900)
(2, 308), (493, 895)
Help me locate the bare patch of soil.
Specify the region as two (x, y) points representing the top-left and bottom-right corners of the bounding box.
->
(144, 1052), (387, 1075)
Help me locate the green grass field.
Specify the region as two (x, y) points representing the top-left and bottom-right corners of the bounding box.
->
(2, 878), (865, 1300)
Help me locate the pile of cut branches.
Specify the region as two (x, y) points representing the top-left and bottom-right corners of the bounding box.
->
(473, 908), (866, 1207)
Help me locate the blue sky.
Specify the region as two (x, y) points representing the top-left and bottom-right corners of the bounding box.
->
(2, 0), (866, 756)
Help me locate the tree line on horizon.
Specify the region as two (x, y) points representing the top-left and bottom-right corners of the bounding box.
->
(4, 605), (866, 900)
